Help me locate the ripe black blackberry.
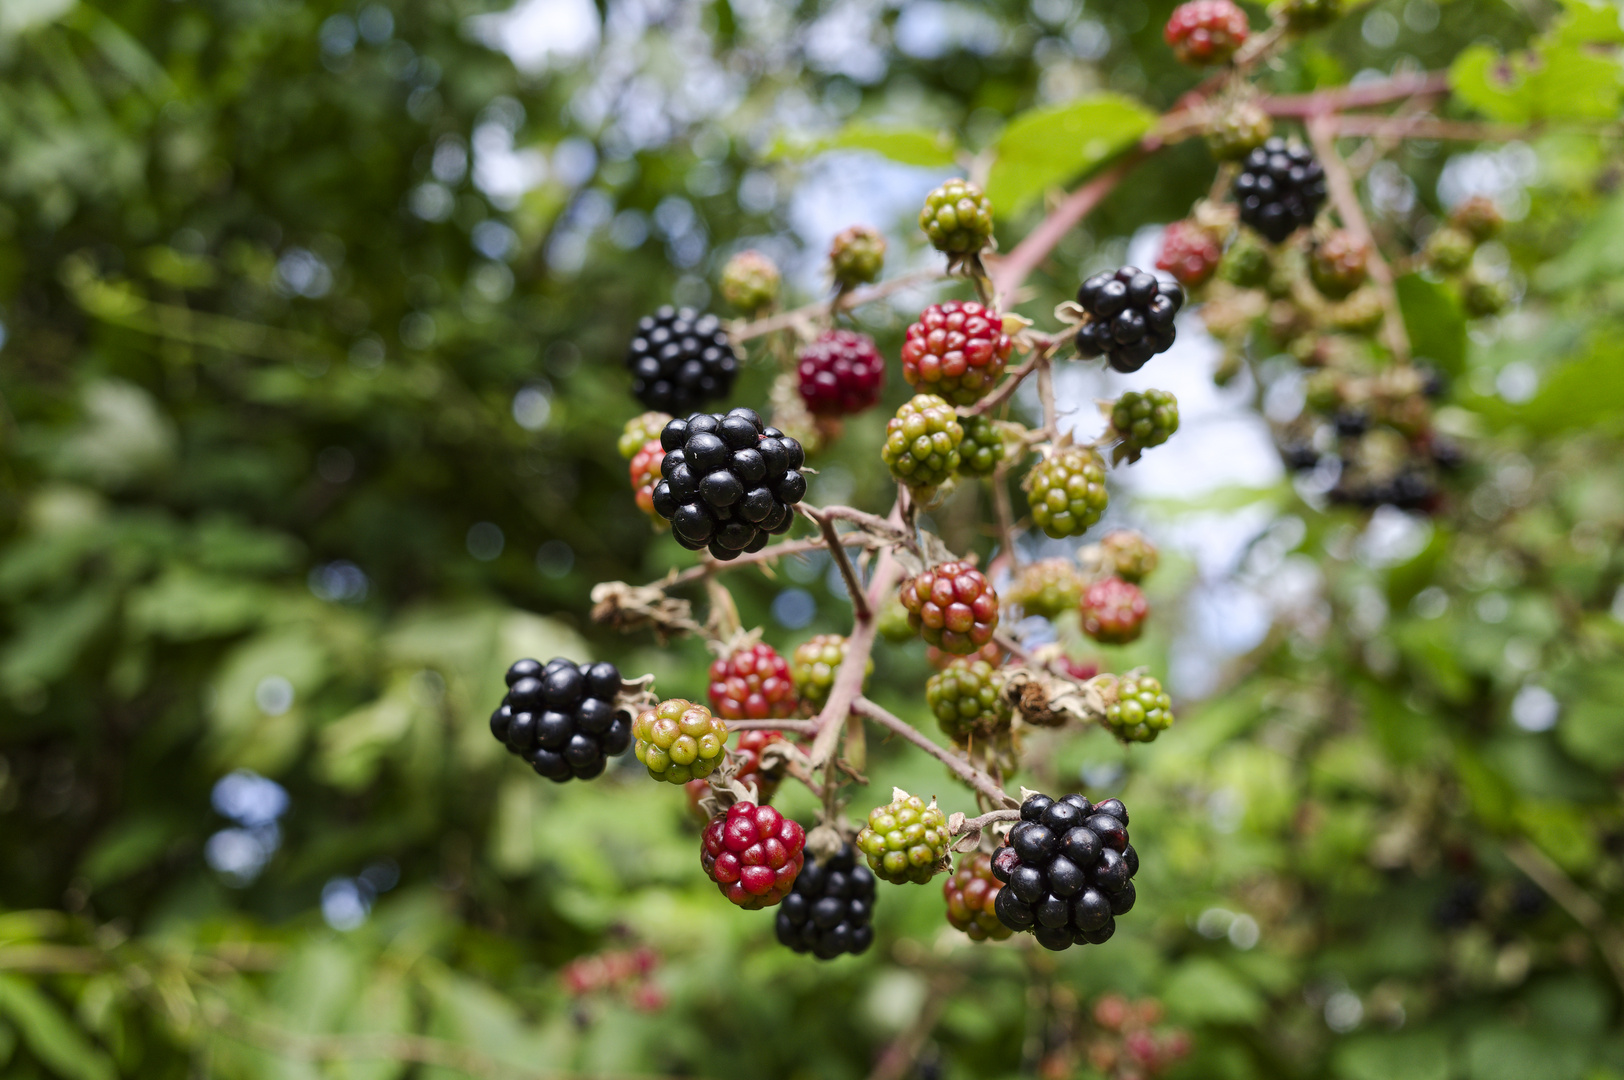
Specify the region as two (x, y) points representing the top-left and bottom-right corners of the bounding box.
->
(776, 843), (878, 959)
(1075, 268), (1184, 373)
(625, 306), (739, 414)
(489, 658), (632, 782)
(1233, 138), (1327, 244)
(991, 793), (1138, 951)
(650, 407), (806, 561)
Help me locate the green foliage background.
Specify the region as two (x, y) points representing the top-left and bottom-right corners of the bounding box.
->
(1, 0), (1622, 1078)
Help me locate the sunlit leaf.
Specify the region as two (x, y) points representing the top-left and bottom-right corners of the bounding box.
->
(985, 95), (1155, 217)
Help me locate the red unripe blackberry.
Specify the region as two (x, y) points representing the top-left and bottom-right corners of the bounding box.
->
(900, 560), (1000, 655)
(625, 306), (739, 414)
(1156, 221), (1223, 288)
(701, 800), (806, 909)
(491, 657), (632, 782)
(796, 330), (886, 416)
(1079, 577), (1149, 645)
(708, 642), (797, 720)
(629, 438), (664, 520)
(1233, 138), (1328, 244)
(830, 224), (886, 288)
(1164, 0), (1250, 64)
(900, 301), (1013, 405)
(944, 852), (1013, 941)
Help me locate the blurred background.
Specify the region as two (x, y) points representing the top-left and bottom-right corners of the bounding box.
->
(2, 0), (1623, 1078)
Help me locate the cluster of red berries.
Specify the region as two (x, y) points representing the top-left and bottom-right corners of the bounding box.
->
(1086, 995), (1192, 1080)
(561, 946), (666, 1013)
(701, 800), (806, 909)
(899, 560), (1000, 656)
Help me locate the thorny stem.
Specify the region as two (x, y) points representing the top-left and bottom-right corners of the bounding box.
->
(729, 718), (819, 734)
(851, 696), (1018, 808)
(667, 534), (880, 587)
(801, 506), (873, 623)
(1307, 115), (1411, 363)
(732, 268), (947, 342)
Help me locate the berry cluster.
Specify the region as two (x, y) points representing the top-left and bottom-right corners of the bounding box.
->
(490, 658), (631, 782)
(1233, 139), (1327, 244)
(650, 408), (806, 561)
(1156, 220), (1223, 288)
(926, 658), (1011, 743)
(1079, 577), (1150, 645)
(1087, 995), (1193, 1080)
(701, 801), (806, 908)
(625, 307), (739, 414)
(1309, 230), (1370, 299)
(719, 250), (781, 312)
(1009, 559), (1084, 619)
(628, 438), (664, 521)
(1025, 445), (1108, 539)
(856, 790), (950, 885)
(829, 224), (886, 288)
(956, 414), (1007, 477)
(684, 727), (787, 819)
(708, 642), (797, 720)
(1164, 0), (1250, 65)
(900, 301), (1013, 405)
(561, 947), (665, 1014)
(992, 793), (1138, 951)
(619, 411), (672, 460)
(1103, 674), (1174, 742)
(1075, 268), (1184, 373)
(882, 393), (964, 489)
(790, 633), (871, 707)
(1099, 530), (1159, 582)
(918, 178), (994, 255)
(796, 330), (886, 416)
(776, 844), (877, 958)
(1110, 389), (1180, 462)
(633, 698), (729, 783)
(943, 852), (1012, 941)
(1206, 99), (1273, 162)
(900, 560), (1000, 655)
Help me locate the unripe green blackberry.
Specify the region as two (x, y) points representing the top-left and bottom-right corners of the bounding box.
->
(633, 699), (729, 783)
(1424, 226), (1474, 273)
(944, 852), (1013, 941)
(1098, 530), (1159, 583)
(877, 594), (917, 644)
(829, 224), (887, 289)
(1450, 196), (1503, 243)
(919, 178), (994, 255)
(956, 414), (1007, 477)
(1326, 287), (1386, 334)
(1206, 100), (1273, 162)
(900, 560), (1000, 655)
(619, 411), (674, 460)
(1463, 274), (1510, 317)
(791, 634), (872, 708)
(1309, 230), (1370, 299)
(719, 250), (781, 312)
(1110, 390), (1180, 461)
(1009, 559), (1084, 619)
(1024, 446), (1109, 539)
(856, 790), (950, 885)
(926, 659), (1011, 743)
(1079, 577), (1149, 645)
(1274, 0), (1343, 31)
(882, 393), (964, 489)
(1219, 232), (1273, 288)
(1103, 674), (1175, 742)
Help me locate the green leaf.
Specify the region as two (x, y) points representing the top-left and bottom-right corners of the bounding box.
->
(1161, 959), (1266, 1024)
(1465, 1027), (1588, 1080)
(1334, 1030), (1451, 1080)
(0, 589), (116, 695)
(1394, 274), (1466, 375)
(766, 123), (958, 167)
(125, 567), (270, 641)
(1506, 339), (1624, 437)
(78, 814), (175, 887)
(1449, 4), (1624, 123)
(1538, 190), (1624, 293)
(0, 975), (114, 1080)
(984, 95), (1156, 217)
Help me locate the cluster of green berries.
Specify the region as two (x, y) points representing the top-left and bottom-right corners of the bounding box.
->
(633, 698), (729, 783)
(956, 414), (1008, 477)
(719, 250), (781, 312)
(829, 224), (886, 289)
(1009, 559), (1085, 619)
(1309, 230), (1370, 299)
(791, 634), (870, 707)
(926, 659), (1011, 743)
(1103, 674), (1174, 742)
(919, 178), (994, 255)
(1110, 390), (1180, 462)
(856, 790), (950, 885)
(1025, 445), (1109, 539)
(882, 393), (964, 489)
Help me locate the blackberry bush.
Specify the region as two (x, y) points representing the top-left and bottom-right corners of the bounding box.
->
(797, 330), (886, 416)
(926, 658), (1011, 743)
(625, 306), (739, 414)
(829, 224), (886, 288)
(633, 698), (729, 783)
(490, 658), (632, 782)
(991, 793), (1138, 950)
(1025, 445), (1109, 539)
(701, 800), (806, 908)
(776, 844), (877, 958)
(1075, 268), (1184, 373)
(882, 393), (964, 489)
(708, 642), (797, 720)
(1233, 138), (1327, 244)
(900, 301), (1013, 405)
(1103, 674), (1175, 742)
(1079, 577), (1150, 645)
(650, 408), (806, 561)
(918, 178), (994, 255)
(900, 560), (1000, 655)
(944, 852), (1013, 941)
(856, 789), (950, 885)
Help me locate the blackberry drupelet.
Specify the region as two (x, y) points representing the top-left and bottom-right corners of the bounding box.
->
(776, 843), (877, 958)
(650, 407), (806, 562)
(1233, 138), (1327, 244)
(625, 306), (739, 414)
(489, 658), (632, 782)
(991, 792), (1139, 950)
(1075, 268), (1184, 373)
